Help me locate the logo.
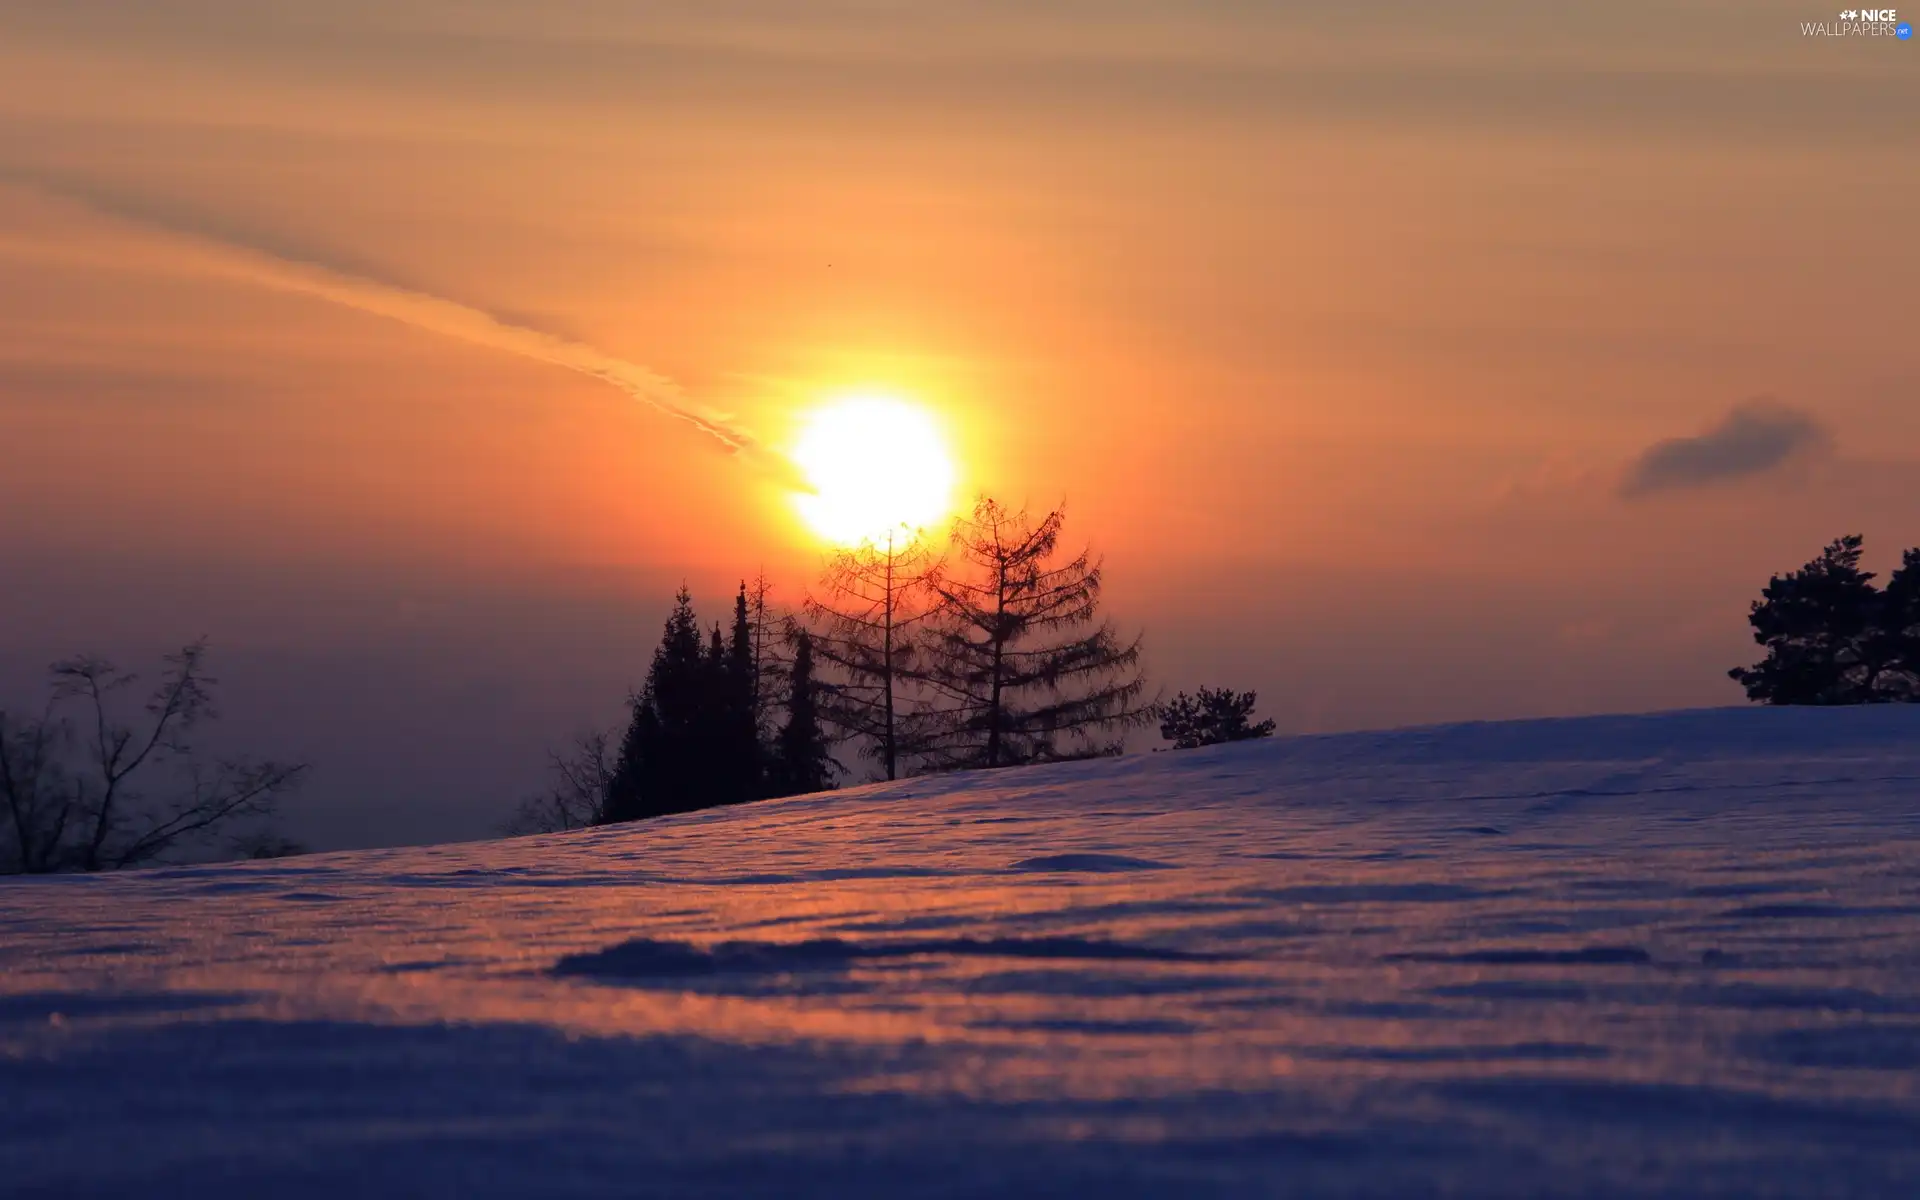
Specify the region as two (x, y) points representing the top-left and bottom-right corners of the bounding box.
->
(1803, 6), (1907, 34)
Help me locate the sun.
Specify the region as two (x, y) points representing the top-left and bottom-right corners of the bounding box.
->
(792, 395), (956, 546)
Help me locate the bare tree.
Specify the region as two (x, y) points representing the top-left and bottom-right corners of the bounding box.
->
(0, 701), (69, 874)
(801, 530), (942, 781)
(918, 498), (1152, 768)
(745, 571), (786, 738)
(502, 729), (617, 835)
(0, 641), (306, 874)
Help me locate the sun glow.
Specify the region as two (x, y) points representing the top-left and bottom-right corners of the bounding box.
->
(792, 395), (955, 546)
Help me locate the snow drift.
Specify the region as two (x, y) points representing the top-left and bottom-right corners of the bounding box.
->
(3, 705), (1919, 1197)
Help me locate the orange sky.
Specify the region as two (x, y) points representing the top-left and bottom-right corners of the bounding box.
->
(2, 2), (1917, 847)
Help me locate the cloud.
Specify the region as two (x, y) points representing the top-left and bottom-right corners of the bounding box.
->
(0, 170), (808, 490)
(1619, 400), (1831, 499)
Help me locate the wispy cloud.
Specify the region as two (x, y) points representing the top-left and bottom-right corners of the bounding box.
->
(0, 171), (805, 488)
(1619, 399), (1830, 498)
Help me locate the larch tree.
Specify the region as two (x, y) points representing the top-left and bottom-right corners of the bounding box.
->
(801, 530), (941, 781)
(743, 572), (785, 740)
(917, 498), (1151, 769)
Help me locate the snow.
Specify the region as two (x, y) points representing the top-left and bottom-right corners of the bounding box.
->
(4, 705), (1920, 1197)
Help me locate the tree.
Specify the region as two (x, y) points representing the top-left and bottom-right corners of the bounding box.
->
(1158, 687), (1277, 749)
(0, 700), (67, 875)
(802, 531), (941, 780)
(502, 729), (617, 835)
(710, 588), (765, 803)
(1874, 548), (1920, 701)
(0, 641), (306, 874)
(744, 572), (785, 739)
(768, 629), (837, 796)
(604, 588), (711, 822)
(1730, 535), (1894, 704)
(602, 585), (775, 825)
(918, 498), (1151, 768)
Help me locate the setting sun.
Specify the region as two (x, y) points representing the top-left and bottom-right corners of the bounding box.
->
(792, 395), (955, 546)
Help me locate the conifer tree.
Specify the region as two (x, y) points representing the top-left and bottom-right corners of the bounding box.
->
(729, 584), (757, 716)
(715, 585), (764, 801)
(605, 588), (710, 821)
(1873, 548), (1920, 701)
(770, 630), (836, 796)
(802, 530), (941, 780)
(918, 498), (1150, 768)
(1729, 535), (1890, 704)
(1158, 687), (1277, 749)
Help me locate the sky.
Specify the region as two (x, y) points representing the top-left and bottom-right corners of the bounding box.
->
(2, 1), (1916, 850)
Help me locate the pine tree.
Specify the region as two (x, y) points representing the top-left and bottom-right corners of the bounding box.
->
(716, 585), (764, 801)
(802, 531), (941, 781)
(605, 588), (711, 821)
(918, 498), (1150, 768)
(1158, 687), (1277, 749)
(770, 630), (836, 796)
(1729, 535), (1888, 705)
(1874, 548), (1920, 701)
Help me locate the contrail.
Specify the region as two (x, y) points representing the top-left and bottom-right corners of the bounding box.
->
(5, 174), (804, 486)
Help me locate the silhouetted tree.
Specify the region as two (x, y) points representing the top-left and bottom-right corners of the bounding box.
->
(918, 498), (1151, 768)
(0, 641), (305, 874)
(1876, 549), (1920, 701)
(1158, 687), (1277, 749)
(769, 630), (837, 796)
(503, 729), (617, 835)
(713, 586), (765, 802)
(605, 588), (712, 821)
(803, 532), (942, 780)
(1730, 535), (1896, 704)
(744, 572), (785, 738)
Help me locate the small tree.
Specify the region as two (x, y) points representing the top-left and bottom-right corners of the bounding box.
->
(1730, 535), (1894, 704)
(503, 729), (617, 835)
(768, 629), (837, 796)
(744, 571), (786, 741)
(1158, 687), (1277, 750)
(918, 498), (1151, 768)
(802, 531), (941, 781)
(0, 641), (305, 874)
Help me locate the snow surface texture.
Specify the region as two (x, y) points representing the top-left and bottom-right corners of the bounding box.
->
(4, 706), (1920, 1197)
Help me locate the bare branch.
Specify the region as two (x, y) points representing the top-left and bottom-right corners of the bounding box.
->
(2, 641), (305, 874)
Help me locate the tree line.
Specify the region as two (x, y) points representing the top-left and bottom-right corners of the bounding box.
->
(0, 494), (1285, 869)
(20, 524), (1912, 868)
(514, 497), (1159, 831)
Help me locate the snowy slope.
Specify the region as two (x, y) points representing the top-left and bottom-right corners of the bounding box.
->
(4, 705), (1920, 1198)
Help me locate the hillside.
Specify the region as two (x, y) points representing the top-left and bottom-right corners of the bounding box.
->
(4, 705), (1920, 1197)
